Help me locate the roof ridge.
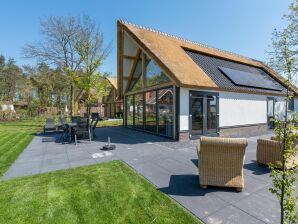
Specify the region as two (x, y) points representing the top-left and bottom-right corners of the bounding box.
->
(119, 19), (262, 64)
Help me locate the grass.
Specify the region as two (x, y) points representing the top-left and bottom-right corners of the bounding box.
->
(97, 119), (123, 127)
(0, 160), (201, 224)
(0, 119), (43, 176)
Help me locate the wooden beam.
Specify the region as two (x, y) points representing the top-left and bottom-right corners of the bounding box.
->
(124, 82), (175, 96)
(124, 48), (142, 93)
(124, 76), (138, 80)
(117, 21), (124, 98)
(119, 23), (181, 86)
(142, 52), (147, 88)
(122, 55), (139, 60)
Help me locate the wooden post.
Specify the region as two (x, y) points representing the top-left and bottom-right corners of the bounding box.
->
(142, 52), (147, 88)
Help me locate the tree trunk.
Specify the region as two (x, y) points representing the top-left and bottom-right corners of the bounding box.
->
(281, 85), (289, 224)
(70, 83), (74, 116)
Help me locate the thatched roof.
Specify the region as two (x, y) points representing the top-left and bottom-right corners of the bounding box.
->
(118, 20), (298, 96)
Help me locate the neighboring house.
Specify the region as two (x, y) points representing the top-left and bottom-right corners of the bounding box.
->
(102, 77), (123, 118)
(117, 20), (298, 140)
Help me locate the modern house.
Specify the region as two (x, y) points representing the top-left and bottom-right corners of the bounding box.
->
(117, 20), (298, 140)
(102, 77), (123, 118)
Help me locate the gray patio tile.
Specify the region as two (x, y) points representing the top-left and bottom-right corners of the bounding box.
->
(234, 193), (280, 223)
(20, 150), (44, 157)
(128, 161), (172, 187)
(67, 151), (93, 161)
(212, 175), (269, 204)
(2, 162), (41, 179)
(172, 194), (228, 219)
(44, 148), (67, 155)
(40, 163), (70, 173)
(43, 154), (68, 166)
(70, 158), (98, 168)
(13, 157), (43, 167)
(16, 155), (43, 164)
(204, 205), (264, 224)
(153, 157), (195, 175)
(243, 164), (272, 183)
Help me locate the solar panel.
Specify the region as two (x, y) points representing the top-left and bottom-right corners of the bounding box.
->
(218, 66), (283, 91)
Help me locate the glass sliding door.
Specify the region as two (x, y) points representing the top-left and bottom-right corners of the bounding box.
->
(126, 95), (134, 127)
(191, 96), (204, 135)
(125, 86), (174, 138)
(145, 91), (157, 132)
(134, 93), (144, 129)
(207, 95), (217, 133)
(158, 88), (173, 137)
(190, 91), (218, 137)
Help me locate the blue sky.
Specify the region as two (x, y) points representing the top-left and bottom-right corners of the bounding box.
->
(0, 0), (290, 76)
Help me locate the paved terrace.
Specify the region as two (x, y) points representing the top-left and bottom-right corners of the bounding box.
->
(2, 127), (294, 224)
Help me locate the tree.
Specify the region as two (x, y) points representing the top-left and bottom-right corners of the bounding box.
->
(23, 16), (84, 115)
(75, 16), (110, 116)
(24, 64), (69, 113)
(267, 2), (298, 222)
(23, 16), (111, 116)
(0, 56), (22, 102)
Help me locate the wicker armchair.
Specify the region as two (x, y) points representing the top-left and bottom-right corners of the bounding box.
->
(257, 139), (298, 169)
(197, 136), (248, 192)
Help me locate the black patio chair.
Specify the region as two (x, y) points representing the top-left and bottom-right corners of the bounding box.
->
(57, 117), (67, 130)
(90, 116), (100, 139)
(44, 118), (56, 134)
(59, 117), (69, 142)
(72, 116), (80, 123)
(73, 118), (91, 145)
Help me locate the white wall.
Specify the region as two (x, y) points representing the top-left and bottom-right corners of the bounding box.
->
(179, 88), (190, 130)
(219, 92), (266, 127)
(179, 87), (287, 131)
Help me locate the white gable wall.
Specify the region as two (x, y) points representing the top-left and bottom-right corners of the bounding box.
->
(179, 87), (286, 131)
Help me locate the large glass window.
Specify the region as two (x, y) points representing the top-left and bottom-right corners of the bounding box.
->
(158, 88), (173, 137)
(126, 95), (134, 127)
(134, 93), (144, 129)
(145, 91), (157, 132)
(129, 60), (142, 91)
(125, 87), (174, 138)
(146, 59), (170, 87)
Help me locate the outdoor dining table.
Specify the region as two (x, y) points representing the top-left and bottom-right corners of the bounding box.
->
(67, 122), (77, 143)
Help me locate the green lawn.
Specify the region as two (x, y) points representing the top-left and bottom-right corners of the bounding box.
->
(0, 160), (201, 224)
(0, 119), (43, 176)
(97, 119), (123, 127)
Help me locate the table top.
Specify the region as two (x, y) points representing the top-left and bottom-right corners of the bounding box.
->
(67, 122), (77, 126)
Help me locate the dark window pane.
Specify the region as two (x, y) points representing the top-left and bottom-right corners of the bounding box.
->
(288, 98), (294, 111)
(134, 93), (144, 129)
(145, 91), (157, 132)
(207, 95), (217, 133)
(158, 88), (173, 137)
(146, 59), (170, 87)
(191, 96), (203, 135)
(126, 95), (134, 127)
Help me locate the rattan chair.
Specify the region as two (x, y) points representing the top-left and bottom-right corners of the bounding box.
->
(197, 136), (248, 192)
(257, 138), (298, 169)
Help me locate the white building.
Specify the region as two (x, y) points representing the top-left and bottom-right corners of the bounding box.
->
(117, 20), (297, 140)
